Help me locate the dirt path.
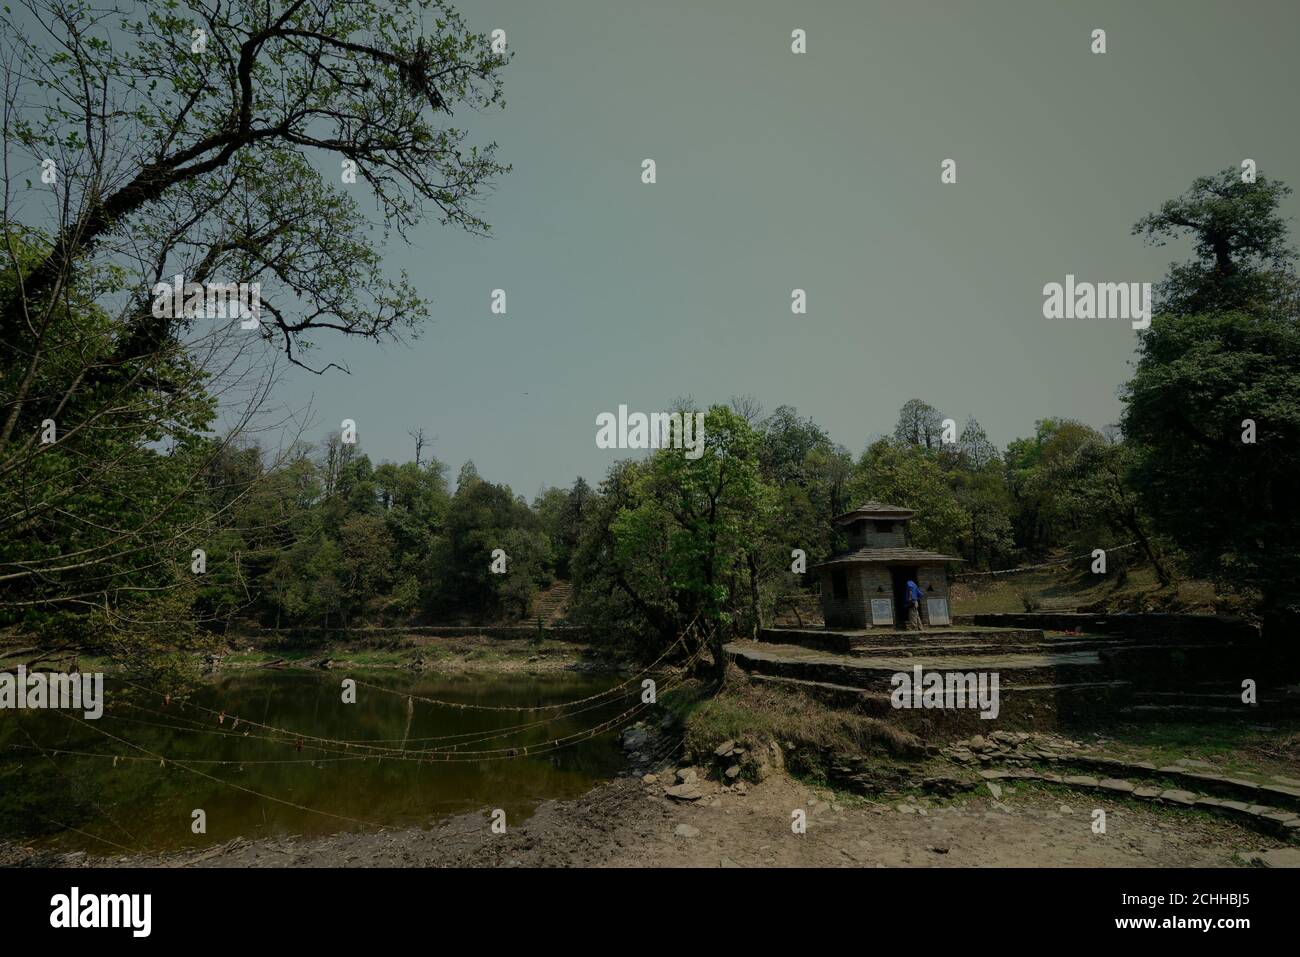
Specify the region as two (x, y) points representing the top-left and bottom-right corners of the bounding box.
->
(15, 767), (1272, 869)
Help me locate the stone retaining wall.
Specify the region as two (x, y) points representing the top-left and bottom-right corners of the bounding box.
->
(952, 612), (1257, 644)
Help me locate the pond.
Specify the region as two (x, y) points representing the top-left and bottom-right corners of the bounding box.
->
(0, 669), (629, 855)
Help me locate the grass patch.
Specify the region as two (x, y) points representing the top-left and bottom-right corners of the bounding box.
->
(952, 564), (1222, 616)
(1083, 719), (1300, 779)
(664, 670), (922, 774)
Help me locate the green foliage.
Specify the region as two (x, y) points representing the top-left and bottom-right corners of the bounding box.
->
(849, 439), (968, 553)
(1123, 166), (1300, 629)
(1132, 167), (1295, 316)
(0, 228), (216, 656)
(1123, 310), (1300, 613)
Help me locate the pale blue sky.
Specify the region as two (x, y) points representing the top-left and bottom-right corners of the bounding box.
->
(253, 0), (1300, 495)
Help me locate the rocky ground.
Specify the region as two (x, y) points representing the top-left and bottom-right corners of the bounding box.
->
(6, 725), (1293, 869)
(7, 765), (1281, 869)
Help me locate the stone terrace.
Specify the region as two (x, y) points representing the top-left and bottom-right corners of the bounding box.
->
(725, 621), (1300, 733)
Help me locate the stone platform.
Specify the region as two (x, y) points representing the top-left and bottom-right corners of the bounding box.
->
(728, 623), (1300, 733)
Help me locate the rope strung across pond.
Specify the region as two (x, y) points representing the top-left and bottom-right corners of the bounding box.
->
(3, 743), (372, 766)
(108, 625), (708, 758)
(111, 670), (667, 759)
(105, 681), (639, 758)
(14, 722), (141, 847)
(10, 723), (143, 854)
(51, 709), (399, 833)
(952, 541), (1139, 579)
(351, 632), (691, 712)
(14, 626), (716, 856)
(29, 637), (711, 768)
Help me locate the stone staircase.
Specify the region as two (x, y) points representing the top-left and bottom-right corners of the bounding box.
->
(726, 623), (1298, 731)
(938, 732), (1300, 842)
(530, 580), (574, 623)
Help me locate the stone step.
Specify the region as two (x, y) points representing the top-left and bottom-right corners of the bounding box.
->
(758, 626), (1051, 654)
(847, 639), (1126, 659)
(727, 640), (1108, 691)
(975, 767), (1300, 840)
(744, 672), (1134, 735)
(744, 673), (892, 714)
(945, 739), (1300, 814)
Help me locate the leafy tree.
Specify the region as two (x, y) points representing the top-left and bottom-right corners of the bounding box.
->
(1, 0), (509, 368)
(574, 407), (771, 674)
(957, 417), (998, 470)
(1123, 310), (1299, 624)
(0, 0), (510, 663)
(436, 473), (545, 619)
(1123, 168), (1300, 633)
(1132, 167), (1295, 316)
(893, 399), (945, 450)
(849, 439), (967, 554)
(0, 229), (218, 658)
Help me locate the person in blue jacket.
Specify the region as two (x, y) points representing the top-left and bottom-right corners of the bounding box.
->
(906, 579), (925, 631)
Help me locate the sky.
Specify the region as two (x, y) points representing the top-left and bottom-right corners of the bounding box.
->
(101, 1), (1300, 496)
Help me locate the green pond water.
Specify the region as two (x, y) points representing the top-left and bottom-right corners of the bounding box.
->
(0, 669), (627, 855)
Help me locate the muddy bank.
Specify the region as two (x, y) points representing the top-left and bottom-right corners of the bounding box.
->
(4, 761), (1277, 869)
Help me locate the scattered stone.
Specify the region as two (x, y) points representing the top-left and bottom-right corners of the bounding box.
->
(969, 735), (987, 749)
(665, 783), (704, 802)
(621, 727), (649, 752)
(675, 767), (699, 785)
(714, 740), (736, 757)
(720, 857), (741, 868)
(674, 824), (700, 838)
(986, 782), (1003, 799)
(1248, 848), (1300, 868)
(724, 765), (741, 780)
(1059, 804), (1074, 814)
(641, 773), (658, 784)
(928, 842), (950, 854)
(921, 774), (970, 796)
